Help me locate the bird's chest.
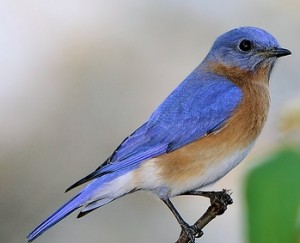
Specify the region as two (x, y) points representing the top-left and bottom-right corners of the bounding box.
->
(151, 83), (270, 196)
(227, 82), (270, 144)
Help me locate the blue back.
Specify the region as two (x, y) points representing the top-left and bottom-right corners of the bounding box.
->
(94, 69), (243, 178)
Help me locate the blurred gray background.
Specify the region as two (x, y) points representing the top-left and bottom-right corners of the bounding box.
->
(1, 1), (299, 243)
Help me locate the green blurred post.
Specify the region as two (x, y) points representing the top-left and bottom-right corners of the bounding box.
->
(245, 147), (300, 243)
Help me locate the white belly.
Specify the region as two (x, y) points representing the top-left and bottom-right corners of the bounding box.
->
(134, 142), (254, 198)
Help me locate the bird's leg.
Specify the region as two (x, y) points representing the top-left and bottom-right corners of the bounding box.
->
(162, 198), (203, 243)
(174, 190), (233, 243)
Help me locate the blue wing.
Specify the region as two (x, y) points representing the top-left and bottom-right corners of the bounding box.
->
(66, 71), (243, 191)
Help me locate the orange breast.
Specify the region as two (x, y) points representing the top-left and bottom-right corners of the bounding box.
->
(152, 67), (270, 193)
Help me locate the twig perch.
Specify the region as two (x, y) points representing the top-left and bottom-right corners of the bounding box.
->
(176, 190), (233, 243)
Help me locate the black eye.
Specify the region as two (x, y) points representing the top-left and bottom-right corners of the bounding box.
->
(238, 39), (252, 52)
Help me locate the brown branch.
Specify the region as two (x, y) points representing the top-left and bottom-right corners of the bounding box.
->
(176, 190), (233, 243)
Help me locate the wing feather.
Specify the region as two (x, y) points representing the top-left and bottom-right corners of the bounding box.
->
(67, 72), (243, 191)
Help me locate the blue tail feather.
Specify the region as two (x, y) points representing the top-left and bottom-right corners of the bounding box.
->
(27, 173), (124, 242)
(27, 193), (85, 242)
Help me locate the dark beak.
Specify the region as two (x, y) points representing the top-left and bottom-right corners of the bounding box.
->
(271, 47), (292, 58)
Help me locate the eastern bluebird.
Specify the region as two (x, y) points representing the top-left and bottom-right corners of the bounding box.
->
(27, 27), (291, 242)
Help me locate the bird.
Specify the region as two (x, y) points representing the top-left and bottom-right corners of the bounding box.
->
(27, 27), (291, 242)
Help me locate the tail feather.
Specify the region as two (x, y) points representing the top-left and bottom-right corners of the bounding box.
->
(27, 193), (85, 242)
(27, 171), (134, 242)
(77, 197), (114, 218)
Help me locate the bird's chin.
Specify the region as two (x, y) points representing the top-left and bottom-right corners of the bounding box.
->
(252, 57), (276, 72)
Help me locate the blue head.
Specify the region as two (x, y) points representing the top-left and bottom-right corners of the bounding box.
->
(205, 27), (291, 72)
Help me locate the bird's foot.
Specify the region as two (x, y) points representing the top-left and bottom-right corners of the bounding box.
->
(180, 222), (203, 243)
(181, 189), (233, 216)
(207, 190), (233, 215)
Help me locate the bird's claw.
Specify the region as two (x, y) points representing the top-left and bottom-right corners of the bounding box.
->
(180, 223), (203, 242)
